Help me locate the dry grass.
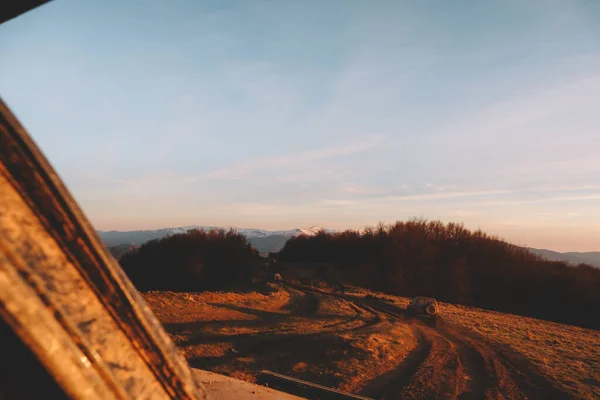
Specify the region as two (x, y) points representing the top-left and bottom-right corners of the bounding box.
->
(336, 285), (600, 398)
(144, 285), (416, 392)
(439, 302), (600, 399)
(335, 323), (415, 393)
(144, 284), (599, 399)
(144, 286), (290, 323)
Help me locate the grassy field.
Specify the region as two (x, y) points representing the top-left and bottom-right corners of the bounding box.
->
(144, 284), (599, 399)
(144, 286), (416, 392)
(440, 301), (600, 399)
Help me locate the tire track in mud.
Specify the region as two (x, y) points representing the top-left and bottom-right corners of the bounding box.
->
(177, 284), (568, 399)
(184, 285), (392, 390)
(179, 285), (379, 348)
(290, 286), (463, 398)
(294, 285), (568, 400)
(358, 325), (432, 399)
(285, 284), (382, 333)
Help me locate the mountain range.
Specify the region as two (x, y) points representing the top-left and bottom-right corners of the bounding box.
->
(98, 225), (600, 266)
(98, 225), (334, 253)
(527, 248), (600, 267)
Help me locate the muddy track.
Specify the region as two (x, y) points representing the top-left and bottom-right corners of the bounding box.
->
(285, 284), (383, 333)
(291, 284), (569, 400)
(174, 285), (381, 349)
(168, 284), (569, 399)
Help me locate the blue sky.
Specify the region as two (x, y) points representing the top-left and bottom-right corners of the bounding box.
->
(2, 1), (600, 251)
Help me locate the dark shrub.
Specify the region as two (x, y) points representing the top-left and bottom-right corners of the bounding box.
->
(279, 218), (600, 329)
(120, 229), (256, 291)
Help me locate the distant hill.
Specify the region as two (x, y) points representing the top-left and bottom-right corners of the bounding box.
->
(99, 227), (599, 265)
(246, 235), (291, 253)
(107, 244), (138, 259)
(98, 225), (334, 253)
(528, 248), (600, 267)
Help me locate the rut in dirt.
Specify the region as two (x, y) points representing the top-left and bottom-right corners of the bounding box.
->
(358, 325), (432, 399)
(170, 283), (569, 400)
(372, 311), (568, 399)
(294, 284), (570, 400)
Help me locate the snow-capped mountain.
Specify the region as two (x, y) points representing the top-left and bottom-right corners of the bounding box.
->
(97, 225), (336, 252)
(271, 225), (336, 237)
(157, 225), (333, 238)
(165, 226), (274, 238)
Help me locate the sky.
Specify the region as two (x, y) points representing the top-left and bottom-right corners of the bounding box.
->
(1, 1), (600, 251)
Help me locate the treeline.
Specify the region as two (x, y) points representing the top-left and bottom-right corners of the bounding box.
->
(278, 219), (600, 329)
(120, 229), (257, 291)
(108, 244), (137, 260)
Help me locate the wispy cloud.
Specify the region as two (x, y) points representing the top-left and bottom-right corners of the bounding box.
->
(467, 73), (600, 137)
(424, 70), (600, 174)
(398, 190), (508, 201)
(312, 184), (600, 224)
(473, 194), (600, 207)
(4, 1), (600, 250)
(319, 199), (360, 207)
(198, 135), (385, 180)
(349, 189), (512, 203)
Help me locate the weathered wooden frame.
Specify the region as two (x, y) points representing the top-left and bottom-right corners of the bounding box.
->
(0, 98), (208, 399)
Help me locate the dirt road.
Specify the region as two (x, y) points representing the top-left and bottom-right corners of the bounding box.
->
(288, 284), (570, 400)
(156, 284), (570, 399)
(357, 296), (571, 399)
